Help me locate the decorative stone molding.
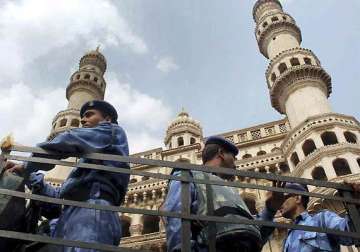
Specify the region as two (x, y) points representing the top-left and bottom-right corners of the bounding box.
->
(129, 224), (144, 236)
(48, 109), (81, 139)
(257, 21), (302, 58)
(266, 47), (321, 84)
(66, 80), (104, 101)
(126, 180), (168, 205)
(219, 118), (289, 146)
(120, 231), (166, 249)
(161, 143), (201, 157)
(79, 49), (107, 74)
(256, 11), (293, 25)
(236, 152), (285, 169)
(51, 109), (80, 125)
(291, 143), (360, 177)
(253, 0), (283, 22)
(281, 113), (360, 155)
(164, 110), (203, 145)
(270, 65), (331, 113)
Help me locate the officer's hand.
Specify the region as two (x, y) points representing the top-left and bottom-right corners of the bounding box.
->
(3, 160), (25, 175)
(29, 172), (45, 192)
(265, 181), (286, 212)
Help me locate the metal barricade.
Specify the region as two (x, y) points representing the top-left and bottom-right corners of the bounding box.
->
(0, 145), (359, 252)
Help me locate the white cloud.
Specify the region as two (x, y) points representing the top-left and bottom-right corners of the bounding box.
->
(105, 73), (172, 153)
(0, 83), (66, 145)
(0, 0), (168, 154)
(0, 0), (147, 83)
(156, 56), (179, 73)
(0, 77), (172, 154)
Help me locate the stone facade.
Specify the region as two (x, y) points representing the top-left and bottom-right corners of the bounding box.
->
(44, 1), (360, 252)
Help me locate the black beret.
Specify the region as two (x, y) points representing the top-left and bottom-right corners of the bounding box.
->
(80, 100), (118, 124)
(284, 183), (309, 193)
(205, 136), (239, 156)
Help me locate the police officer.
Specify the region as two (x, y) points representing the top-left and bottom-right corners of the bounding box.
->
(279, 182), (360, 252)
(162, 136), (284, 252)
(4, 100), (130, 251)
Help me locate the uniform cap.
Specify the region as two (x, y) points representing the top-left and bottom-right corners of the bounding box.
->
(205, 136), (239, 156)
(80, 100), (118, 124)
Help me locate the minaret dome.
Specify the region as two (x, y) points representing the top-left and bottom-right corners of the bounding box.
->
(164, 109), (203, 149)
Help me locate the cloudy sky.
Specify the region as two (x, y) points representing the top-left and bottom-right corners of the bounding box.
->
(0, 0), (359, 154)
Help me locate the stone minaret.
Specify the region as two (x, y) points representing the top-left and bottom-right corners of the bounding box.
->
(49, 47), (107, 139)
(253, 0), (360, 211)
(45, 48), (107, 182)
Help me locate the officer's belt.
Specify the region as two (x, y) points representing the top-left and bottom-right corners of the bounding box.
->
(62, 189), (115, 205)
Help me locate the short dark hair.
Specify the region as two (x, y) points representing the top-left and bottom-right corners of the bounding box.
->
(96, 110), (116, 123)
(301, 195), (310, 209)
(202, 144), (221, 163)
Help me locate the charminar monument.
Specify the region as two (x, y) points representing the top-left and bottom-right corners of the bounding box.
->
(42, 1), (360, 251)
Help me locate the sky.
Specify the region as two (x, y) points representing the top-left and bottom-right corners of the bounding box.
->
(0, 0), (359, 154)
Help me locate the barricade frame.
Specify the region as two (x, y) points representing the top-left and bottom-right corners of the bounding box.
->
(0, 145), (359, 252)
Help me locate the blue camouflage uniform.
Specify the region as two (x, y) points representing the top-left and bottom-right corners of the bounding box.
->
(24, 121), (129, 251)
(283, 211), (355, 252)
(163, 170), (276, 252)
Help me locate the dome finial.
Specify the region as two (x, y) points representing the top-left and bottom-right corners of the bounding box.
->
(96, 45), (100, 52)
(178, 107), (189, 117)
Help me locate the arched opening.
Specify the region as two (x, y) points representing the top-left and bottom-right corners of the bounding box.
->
(290, 57), (300, 66)
(279, 163), (290, 173)
(333, 158), (352, 176)
(242, 154), (252, 159)
(357, 158), (360, 167)
(257, 150), (266, 156)
(262, 22), (268, 28)
(304, 57), (312, 65)
(271, 73), (276, 82)
(271, 16), (279, 22)
(258, 167), (266, 173)
(321, 131), (338, 146)
(344, 131), (357, 144)
(76, 74), (80, 79)
(190, 137), (196, 145)
(177, 137), (184, 146)
(141, 176), (149, 181)
(290, 152), (300, 167)
(70, 119), (80, 127)
(130, 178), (138, 183)
(278, 63), (287, 74)
(283, 16), (287, 20)
(302, 139), (316, 156)
(84, 74), (90, 79)
(311, 166), (328, 181)
(142, 215), (160, 234)
(271, 147), (281, 153)
(59, 118), (67, 127)
(93, 77), (98, 82)
(121, 216), (131, 237)
(268, 165), (277, 173)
